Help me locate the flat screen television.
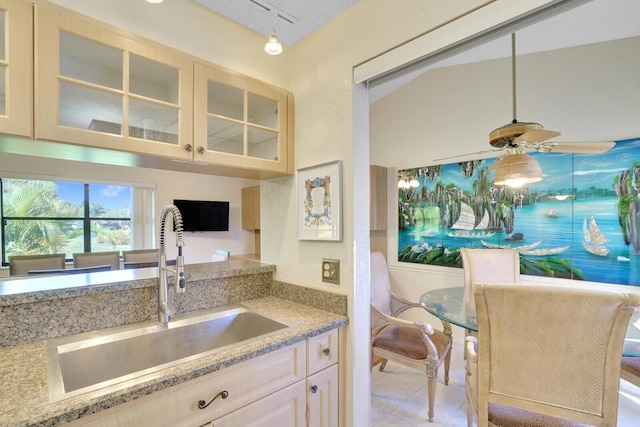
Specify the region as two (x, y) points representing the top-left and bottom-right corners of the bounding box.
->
(172, 199), (229, 232)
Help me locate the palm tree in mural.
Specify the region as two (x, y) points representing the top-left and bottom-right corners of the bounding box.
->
(2, 180), (81, 256)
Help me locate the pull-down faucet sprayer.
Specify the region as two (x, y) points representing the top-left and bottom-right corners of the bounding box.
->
(157, 204), (186, 325)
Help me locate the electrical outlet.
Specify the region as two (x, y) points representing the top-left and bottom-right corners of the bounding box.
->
(322, 259), (340, 284)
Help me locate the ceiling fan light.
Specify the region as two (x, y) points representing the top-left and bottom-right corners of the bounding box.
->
(492, 153), (542, 188)
(264, 33), (283, 55)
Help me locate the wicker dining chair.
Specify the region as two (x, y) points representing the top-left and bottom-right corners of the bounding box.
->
(466, 283), (640, 427)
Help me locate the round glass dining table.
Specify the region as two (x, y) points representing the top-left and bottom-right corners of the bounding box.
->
(420, 286), (640, 357)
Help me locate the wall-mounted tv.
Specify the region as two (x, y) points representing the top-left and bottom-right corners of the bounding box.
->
(172, 199), (229, 232)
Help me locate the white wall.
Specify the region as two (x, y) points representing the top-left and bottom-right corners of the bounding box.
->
(370, 36), (640, 342)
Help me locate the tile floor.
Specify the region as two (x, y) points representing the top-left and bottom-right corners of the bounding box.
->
(371, 350), (640, 426)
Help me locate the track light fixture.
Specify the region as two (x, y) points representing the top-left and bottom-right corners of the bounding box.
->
(264, 31), (283, 55)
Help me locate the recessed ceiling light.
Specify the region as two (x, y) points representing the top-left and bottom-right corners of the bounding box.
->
(146, 0), (163, 4)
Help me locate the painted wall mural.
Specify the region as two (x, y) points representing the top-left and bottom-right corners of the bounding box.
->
(397, 137), (640, 286)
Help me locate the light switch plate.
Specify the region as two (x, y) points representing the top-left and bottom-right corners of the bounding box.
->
(322, 259), (340, 284)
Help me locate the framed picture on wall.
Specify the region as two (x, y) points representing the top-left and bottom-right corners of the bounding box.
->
(297, 160), (342, 241)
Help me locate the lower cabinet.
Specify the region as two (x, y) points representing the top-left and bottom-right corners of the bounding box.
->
(205, 381), (307, 427)
(67, 328), (340, 427)
(307, 364), (339, 427)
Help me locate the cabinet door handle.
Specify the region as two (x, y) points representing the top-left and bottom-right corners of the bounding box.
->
(198, 390), (229, 409)
(311, 385), (318, 394)
(323, 348), (330, 356)
(184, 143), (193, 152)
(197, 146), (205, 155)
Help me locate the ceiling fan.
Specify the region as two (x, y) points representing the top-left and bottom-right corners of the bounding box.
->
(434, 33), (615, 163)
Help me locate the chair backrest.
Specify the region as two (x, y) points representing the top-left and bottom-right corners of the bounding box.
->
(370, 251), (392, 315)
(9, 253), (66, 276)
(122, 249), (159, 264)
(73, 251), (121, 270)
(473, 282), (640, 426)
(211, 249), (230, 262)
(460, 248), (520, 313)
(460, 248), (520, 285)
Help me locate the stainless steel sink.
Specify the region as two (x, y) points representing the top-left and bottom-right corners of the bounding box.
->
(45, 305), (292, 402)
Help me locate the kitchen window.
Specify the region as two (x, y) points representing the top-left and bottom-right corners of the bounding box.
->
(0, 178), (154, 265)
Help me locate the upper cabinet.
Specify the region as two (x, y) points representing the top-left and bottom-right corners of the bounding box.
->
(34, 4), (193, 161)
(194, 62), (294, 175)
(0, 0), (32, 137)
(13, 2), (293, 178)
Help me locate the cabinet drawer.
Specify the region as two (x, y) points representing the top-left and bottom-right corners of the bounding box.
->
(307, 329), (339, 375)
(68, 341), (305, 427)
(207, 381), (306, 427)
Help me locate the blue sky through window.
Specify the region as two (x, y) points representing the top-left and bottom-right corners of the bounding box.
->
(56, 182), (130, 211)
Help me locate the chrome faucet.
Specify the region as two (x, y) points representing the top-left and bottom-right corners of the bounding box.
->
(157, 204), (186, 325)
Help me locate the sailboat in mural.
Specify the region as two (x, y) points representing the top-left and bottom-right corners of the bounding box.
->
(582, 215), (609, 256)
(446, 202), (495, 238)
(480, 239), (569, 256)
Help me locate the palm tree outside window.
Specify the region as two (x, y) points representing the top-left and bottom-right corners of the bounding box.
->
(0, 178), (136, 265)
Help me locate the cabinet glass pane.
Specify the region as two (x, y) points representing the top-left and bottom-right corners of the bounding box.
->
(129, 98), (178, 144)
(0, 10), (5, 60)
(60, 32), (123, 90)
(60, 82), (123, 132)
(130, 54), (179, 104)
(248, 127), (278, 160)
(207, 116), (243, 155)
(0, 66), (5, 115)
(248, 93), (278, 128)
(207, 80), (243, 120)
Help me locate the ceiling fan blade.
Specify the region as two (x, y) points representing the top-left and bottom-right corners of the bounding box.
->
(515, 129), (561, 143)
(537, 141), (616, 154)
(433, 148), (504, 162)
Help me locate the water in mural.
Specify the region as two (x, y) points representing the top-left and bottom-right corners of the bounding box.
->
(398, 137), (640, 286)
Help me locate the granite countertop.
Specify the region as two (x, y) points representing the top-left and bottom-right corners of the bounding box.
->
(0, 259), (275, 306)
(0, 296), (347, 426)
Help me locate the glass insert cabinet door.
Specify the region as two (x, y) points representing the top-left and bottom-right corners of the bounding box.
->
(193, 63), (292, 174)
(34, 5), (193, 160)
(0, 0), (32, 137)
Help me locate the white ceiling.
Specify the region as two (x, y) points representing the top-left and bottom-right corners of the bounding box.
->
(370, 0), (640, 102)
(188, 0), (639, 104)
(191, 0), (361, 47)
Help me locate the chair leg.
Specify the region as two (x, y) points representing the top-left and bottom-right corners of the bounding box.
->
(443, 347), (452, 386)
(427, 375), (437, 422)
(378, 358), (388, 372)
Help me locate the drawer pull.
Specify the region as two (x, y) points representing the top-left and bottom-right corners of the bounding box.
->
(198, 390), (229, 409)
(311, 385), (318, 394)
(323, 348), (330, 356)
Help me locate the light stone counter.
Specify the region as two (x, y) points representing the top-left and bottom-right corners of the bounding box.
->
(0, 261), (348, 426)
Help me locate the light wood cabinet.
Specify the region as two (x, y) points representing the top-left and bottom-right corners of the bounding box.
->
(242, 185), (261, 230)
(20, 2), (295, 179)
(307, 329), (340, 426)
(307, 364), (339, 427)
(209, 382), (307, 427)
(0, 0), (32, 137)
(194, 62), (294, 175)
(34, 4), (193, 161)
(67, 328), (341, 427)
